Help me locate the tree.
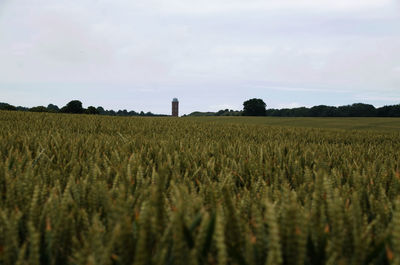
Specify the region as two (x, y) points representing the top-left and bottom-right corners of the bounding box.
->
(86, 106), (99, 115)
(96, 107), (106, 115)
(310, 105), (337, 117)
(117, 109), (128, 116)
(348, 103), (376, 117)
(243, 98), (267, 116)
(47, 104), (59, 112)
(61, 100), (84, 114)
(0, 103), (17, 111)
(16, 106), (28, 111)
(377, 105), (400, 117)
(30, 106), (48, 112)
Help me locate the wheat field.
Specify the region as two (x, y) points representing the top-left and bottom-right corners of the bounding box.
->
(1, 111), (400, 265)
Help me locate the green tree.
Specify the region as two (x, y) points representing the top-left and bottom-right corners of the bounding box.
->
(86, 106), (99, 115)
(47, 104), (59, 112)
(243, 98), (267, 116)
(30, 106), (48, 112)
(96, 107), (105, 115)
(377, 105), (400, 117)
(61, 100), (84, 114)
(348, 103), (376, 117)
(0, 103), (17, 111)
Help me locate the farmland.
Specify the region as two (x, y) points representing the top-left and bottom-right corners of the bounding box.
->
(1, 111), (400, 265)
(185, 116), (400, 132)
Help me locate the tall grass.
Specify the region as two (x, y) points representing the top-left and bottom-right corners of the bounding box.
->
(1, 111), (400, 265)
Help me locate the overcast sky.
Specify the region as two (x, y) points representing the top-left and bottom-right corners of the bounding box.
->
(1, 0), (400, 114)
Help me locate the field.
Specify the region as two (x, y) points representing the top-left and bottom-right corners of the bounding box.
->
(1, 111), (400, 265)
(185, 116), (400, 132)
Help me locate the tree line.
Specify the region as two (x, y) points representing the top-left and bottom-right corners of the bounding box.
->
(2, 98), (400, 117)
(0, 100), (167, 117)
(187, 98), (400, 117)
(265, 103), (400, 117)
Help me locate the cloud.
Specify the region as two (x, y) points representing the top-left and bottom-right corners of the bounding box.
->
(275, 102), (309, 109)
(355, 94), (400, 102)
(128, 0), (395, 15)
(0, 0), (399, 113)
(208, 104), (239, 111)
(262, 86), (348, 93)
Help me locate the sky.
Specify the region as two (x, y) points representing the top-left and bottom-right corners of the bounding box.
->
(0, 0), (400, 115)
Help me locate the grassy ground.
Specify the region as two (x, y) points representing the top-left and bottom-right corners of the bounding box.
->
(1, 111), (400, 265)
(184, 116), (400, 131)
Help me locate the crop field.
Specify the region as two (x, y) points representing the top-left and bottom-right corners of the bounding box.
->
(185, 116), (400, 132)
(1, 111), (400, 265)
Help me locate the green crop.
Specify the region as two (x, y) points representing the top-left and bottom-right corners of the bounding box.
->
(1, 111), (400, 265)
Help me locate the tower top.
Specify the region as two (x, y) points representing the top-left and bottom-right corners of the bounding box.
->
(172, 98), (179, 102)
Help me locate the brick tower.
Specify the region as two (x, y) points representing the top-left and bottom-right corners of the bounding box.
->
(172, 98), (179, 117)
